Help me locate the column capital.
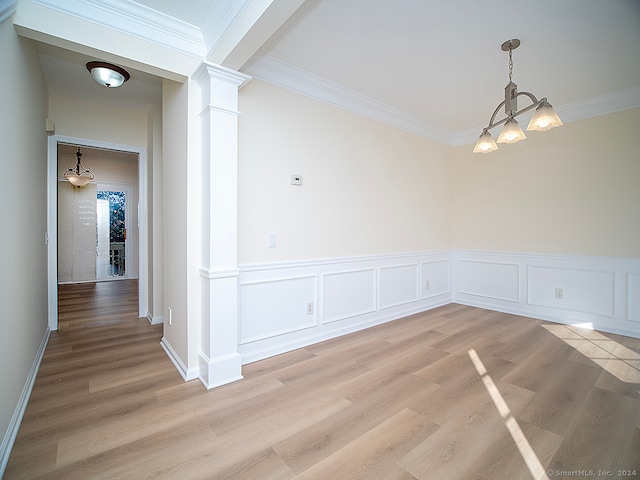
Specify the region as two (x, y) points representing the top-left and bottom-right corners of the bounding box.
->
(194, 61), (252, 88)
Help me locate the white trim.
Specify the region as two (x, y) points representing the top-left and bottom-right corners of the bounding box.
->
(147, 313), (163, 325)
(198, 267), (240, 280)
(47, 135), (149, 330)
(243, 54), (452, 145)
(240, 299), (450, 365)
(28, 0), (205, 58)
(201, 0), (251, 57)
(198, 352), (243, 390)
(239, 250), (452, 272)
(160, 337), (198, 382)
(0, 326), (50, 477)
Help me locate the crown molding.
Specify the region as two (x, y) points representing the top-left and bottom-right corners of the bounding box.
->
(26, 0), (206, 59)
(555, 86), (640, 125)
(0, 0), (17, 23)
(202, 0), (252, 59)
(246, 55), (640, 148)
(243, 54), (453, 145)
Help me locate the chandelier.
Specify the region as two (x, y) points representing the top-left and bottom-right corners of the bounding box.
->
(64, 147), (95, 187)
(473, 39), (563, 153)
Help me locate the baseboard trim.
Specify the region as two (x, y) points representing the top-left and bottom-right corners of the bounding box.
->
(147, 313), (164, 325)
(0, 326), (50, 477)
(455, 297), (640, 340)
(240, 298), (450, 365)
(160, 337), (198, 382)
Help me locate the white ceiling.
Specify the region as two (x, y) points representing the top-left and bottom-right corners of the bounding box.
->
(31, 0), (640, 144)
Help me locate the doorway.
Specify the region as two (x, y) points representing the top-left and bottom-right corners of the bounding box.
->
(48, 135), (148, 330)
(97, 189), (130, 280)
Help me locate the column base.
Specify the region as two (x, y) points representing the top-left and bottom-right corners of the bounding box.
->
(198, 351), (243, 389)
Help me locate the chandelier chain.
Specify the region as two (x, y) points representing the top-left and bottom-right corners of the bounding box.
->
(508, 47), (513, 83)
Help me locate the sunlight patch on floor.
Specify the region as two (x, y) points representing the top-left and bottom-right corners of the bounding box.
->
(542, 324), (640, 384)
(468, 349), (549, 480)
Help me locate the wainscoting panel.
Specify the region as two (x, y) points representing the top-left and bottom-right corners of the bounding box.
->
(528, 266), (615, 318)
(379, 264), (419, 309)
(239, 276), (318, 344)
(237, 251), (639, 366)
(453, 250), (640, 339)
(322, 269), (377, 324)
(238, 252), (451, 364)
(421, 260), (451, 299)
(457, 259), (520, 303)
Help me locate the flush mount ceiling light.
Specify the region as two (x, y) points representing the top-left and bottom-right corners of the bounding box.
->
(86, 61), (130, 88)
(473, 39), (563, 153)
(64, 147), (95, 187)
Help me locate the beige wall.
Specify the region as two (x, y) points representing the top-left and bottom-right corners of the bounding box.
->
(238, 80), (453, 264)
(161, 78), (189, 364)
(0, 16), (49, 464)
(147, 105), (164, 322)
(49, 94), (148, 148)
(451, 108), (640, 257)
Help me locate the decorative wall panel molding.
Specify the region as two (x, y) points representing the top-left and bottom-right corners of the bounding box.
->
(237, 250), (640, 365)
(238, 251), (451, 364)
(453, 250), (640, 339)
(457, 259), (520, 303)
(239, 275), (317, 344)
(379, 264), (419, 309)
(421, 260), (451, 299)
(322, 269), (377, 324)
(528, 266), (615, 317)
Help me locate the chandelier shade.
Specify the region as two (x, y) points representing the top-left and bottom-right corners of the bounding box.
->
(472, 131), (498, 153)
(473, 39), (562, 153)
(497, 118), (526, 144)
(527, 100), (564, 131)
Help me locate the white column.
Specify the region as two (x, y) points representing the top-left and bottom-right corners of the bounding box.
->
(194, 62), (251, 389)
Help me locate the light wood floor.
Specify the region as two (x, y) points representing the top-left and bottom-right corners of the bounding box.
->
(5, 280), (640, 479)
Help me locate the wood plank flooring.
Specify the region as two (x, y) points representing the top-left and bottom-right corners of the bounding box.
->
(5, 280), (640, 479)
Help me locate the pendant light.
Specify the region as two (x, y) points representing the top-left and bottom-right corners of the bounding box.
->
(64, 148), (95, 187)
(473, 39), (563, 153)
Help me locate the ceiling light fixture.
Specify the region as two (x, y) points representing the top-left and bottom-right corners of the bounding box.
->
(473, 39), (563, 153)
(64, 147), (95, 187)
(86, 61), (130, 88)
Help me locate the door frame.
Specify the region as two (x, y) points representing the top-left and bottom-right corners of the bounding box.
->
(47, 134), (148, 330)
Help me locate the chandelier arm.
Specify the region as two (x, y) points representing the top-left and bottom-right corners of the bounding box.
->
(483, 95), (545, 132)
(485, 100), (507, 131)
(510, 93), (544, 118)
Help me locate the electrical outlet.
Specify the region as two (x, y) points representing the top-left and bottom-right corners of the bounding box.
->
(555, 288), (564, 300)
(306, 302), (314, 315)
(291, 175), (303, 186)
(425, 280), (430, 290)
